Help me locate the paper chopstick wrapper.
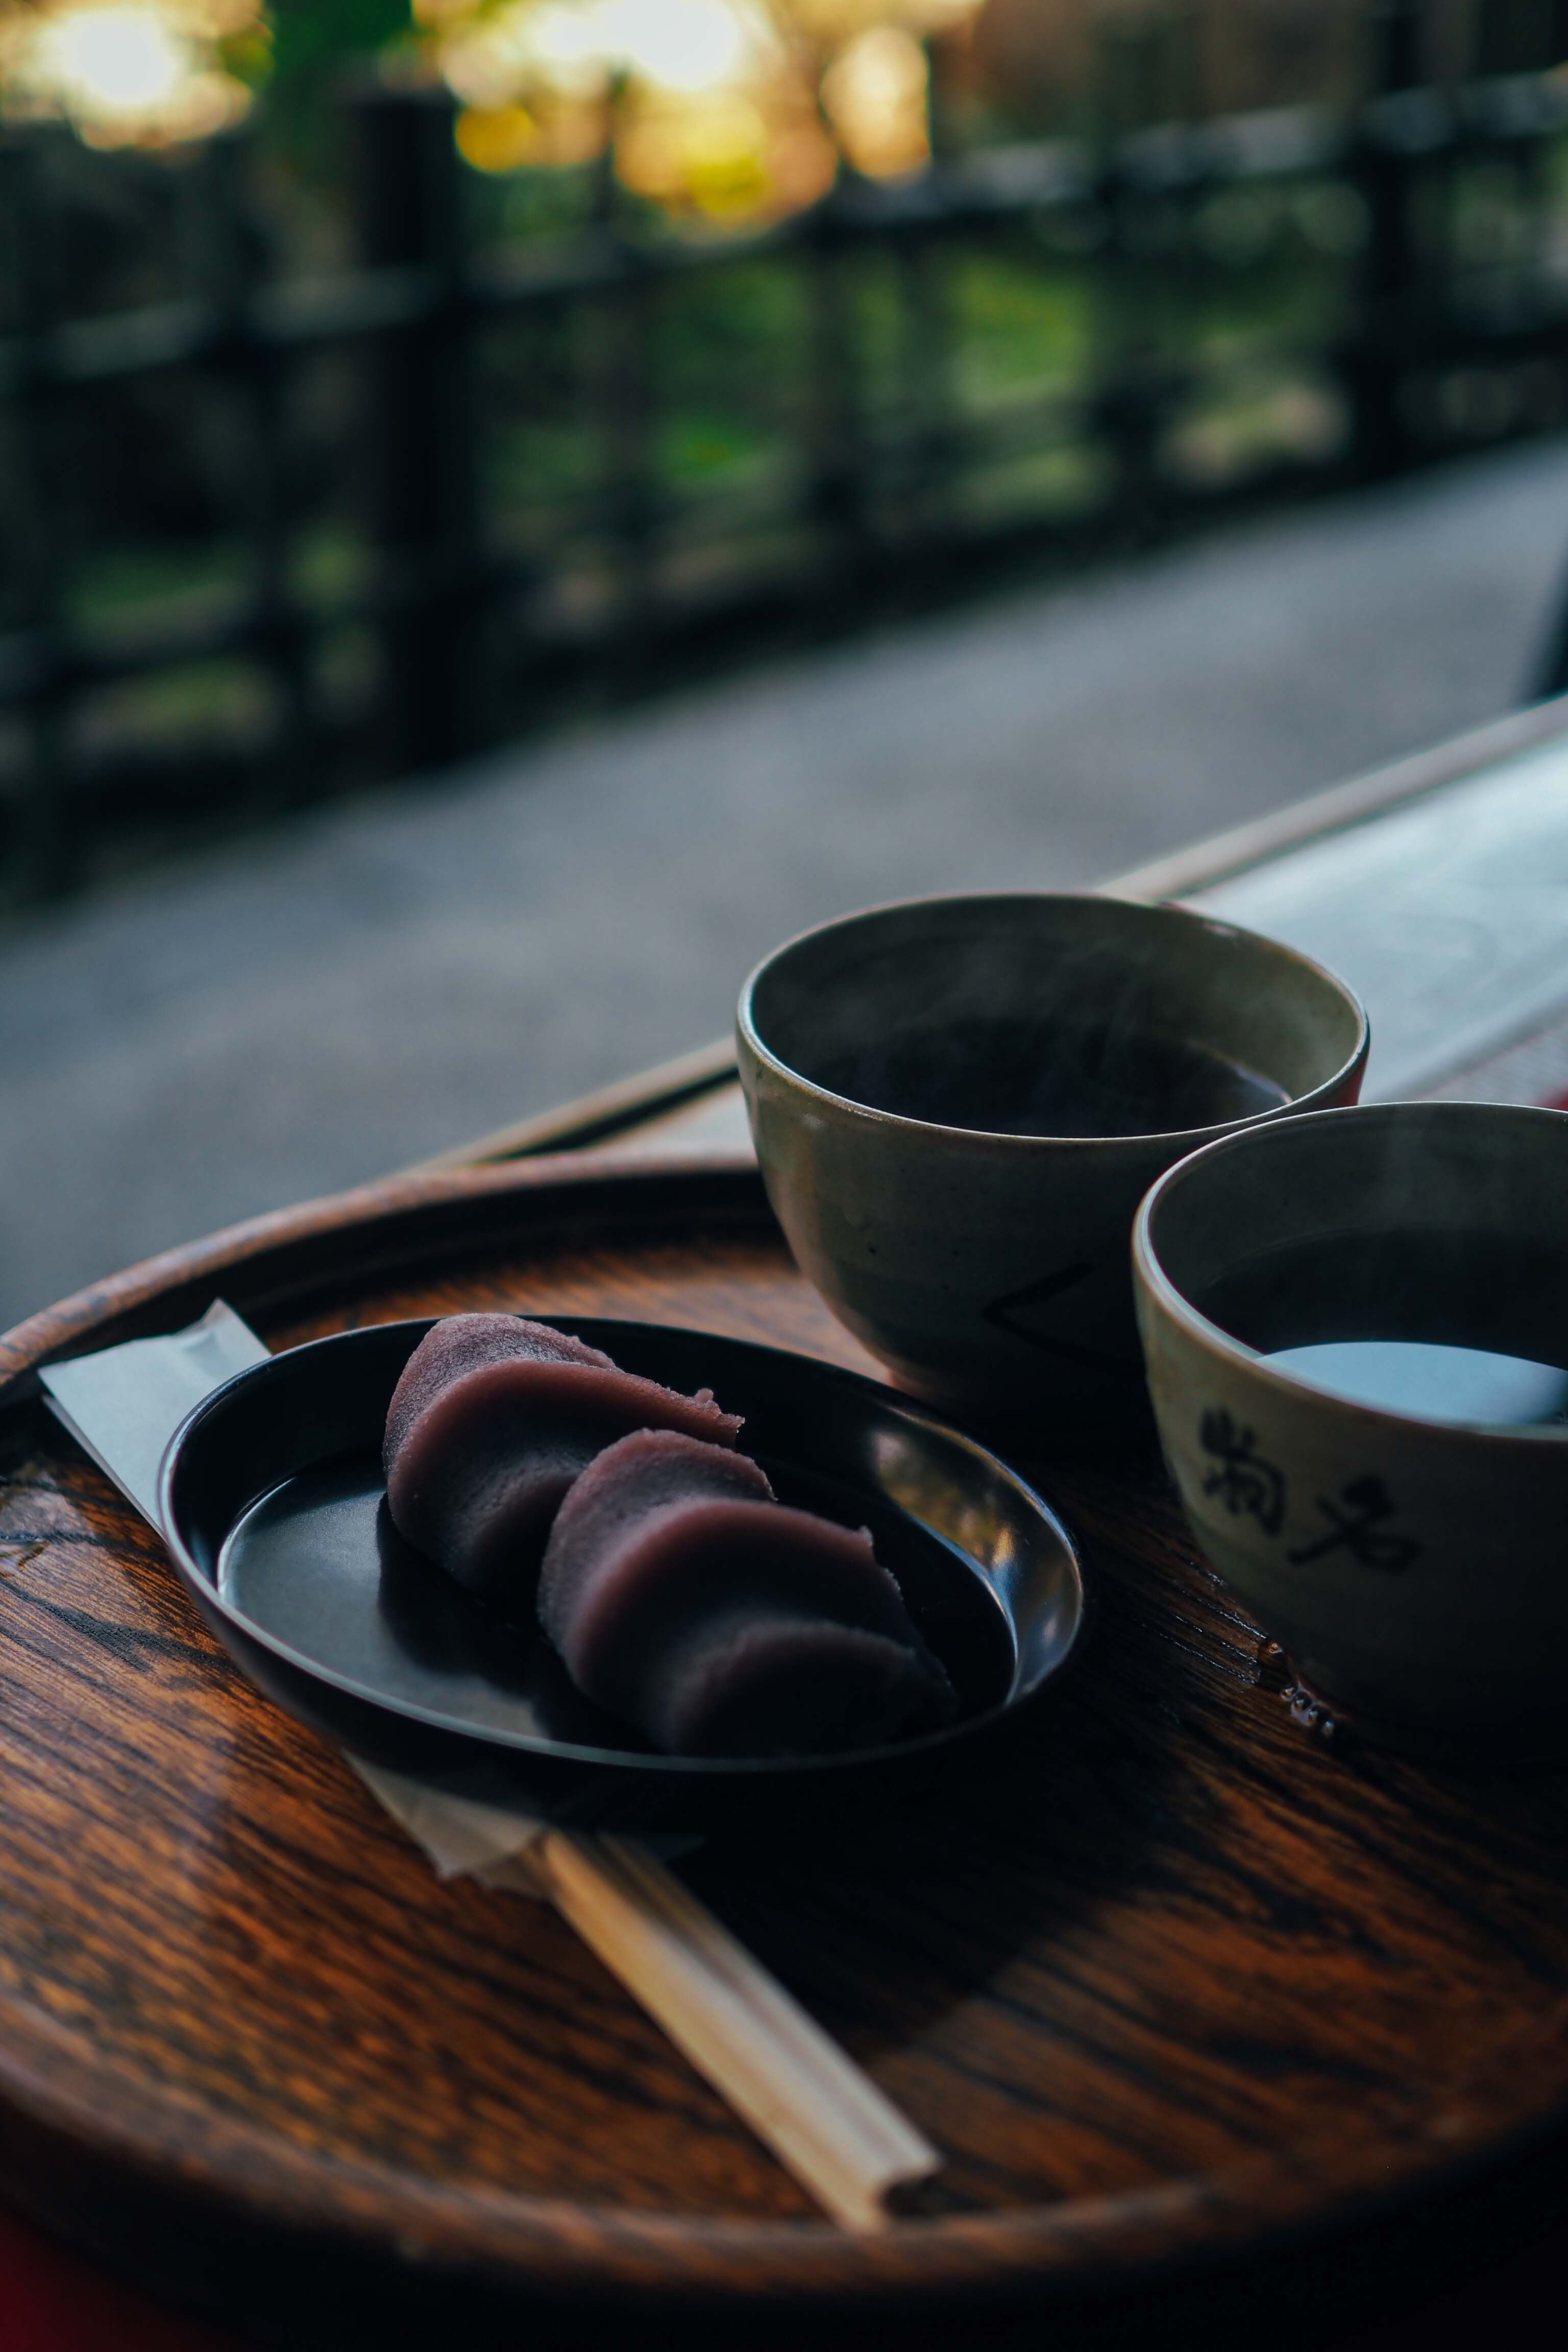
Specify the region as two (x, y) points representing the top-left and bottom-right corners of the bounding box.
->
(40, 1301), (271, 1525)
(35, 1303), (941, 2229)
(345, 1759), (545, 1886)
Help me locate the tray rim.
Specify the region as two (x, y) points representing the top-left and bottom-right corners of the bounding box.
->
(3, 1147), (1568, 2312)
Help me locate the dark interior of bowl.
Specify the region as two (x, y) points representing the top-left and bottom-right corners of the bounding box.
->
(160, 1318), (1084, 1821)
(747, 894), (1364, 1139)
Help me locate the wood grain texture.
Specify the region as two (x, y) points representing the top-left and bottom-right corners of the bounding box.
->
(1, 1153), (1567, 2334)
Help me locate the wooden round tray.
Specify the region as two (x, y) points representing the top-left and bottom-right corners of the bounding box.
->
(1, 1152), (1566, 2341)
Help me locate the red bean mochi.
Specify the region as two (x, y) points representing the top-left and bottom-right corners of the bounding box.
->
(383, 1314), (742, 1607)
(538, 1429), (957, 1756)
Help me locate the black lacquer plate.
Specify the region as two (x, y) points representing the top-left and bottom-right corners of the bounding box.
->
(158, 1317), (1085, 1829)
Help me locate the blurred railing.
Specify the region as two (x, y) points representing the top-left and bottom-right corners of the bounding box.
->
(4, 48), (1568, 896)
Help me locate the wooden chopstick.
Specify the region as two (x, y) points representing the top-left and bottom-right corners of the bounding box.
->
(533, 1829), (942, 2233)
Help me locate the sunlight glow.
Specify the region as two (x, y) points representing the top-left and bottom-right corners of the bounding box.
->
(599, 0), (763, 94)
(442, 0), (778, 104)
(821, 24), (929, 177)
(0, 1), (257, 145)
(44, 8), (189, 117)
(430, 0), (984, 219)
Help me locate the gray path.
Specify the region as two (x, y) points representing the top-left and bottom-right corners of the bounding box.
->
(3, 434), (1567, 1330)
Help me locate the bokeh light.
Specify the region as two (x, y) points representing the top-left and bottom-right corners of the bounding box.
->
(821, 23), (929, 178)
(428, 0), (983, 217)
(0, 0), (258, 145)
(48, 6), (189, 114)
(0, 0), (985, 208)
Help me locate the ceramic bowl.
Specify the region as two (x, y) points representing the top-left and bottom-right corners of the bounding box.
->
(737, 892), (1367, 1415)
(1134, 1100), (1568, 1750)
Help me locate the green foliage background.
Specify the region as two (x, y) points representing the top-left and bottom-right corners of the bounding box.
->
(264, 0), (414, 90)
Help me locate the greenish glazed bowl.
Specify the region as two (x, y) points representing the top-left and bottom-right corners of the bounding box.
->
(1134, 1100), (1568, 1750)
(737, 892), (1367, 1416)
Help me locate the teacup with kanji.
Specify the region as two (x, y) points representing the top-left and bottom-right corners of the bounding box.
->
(1134, 1099), (1568, 1751)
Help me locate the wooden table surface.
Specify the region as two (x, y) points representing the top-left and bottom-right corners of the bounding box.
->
(7, 696), (1568, 2351)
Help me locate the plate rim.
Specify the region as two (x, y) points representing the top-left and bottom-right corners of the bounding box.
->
(160, 1311), (1086, 1779)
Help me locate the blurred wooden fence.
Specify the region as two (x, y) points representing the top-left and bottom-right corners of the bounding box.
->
(5, 27), (1568, 894)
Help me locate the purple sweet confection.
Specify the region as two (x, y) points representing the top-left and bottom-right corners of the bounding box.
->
(537, 1429), (957, 1757)
(383, 1314), (743, 1607)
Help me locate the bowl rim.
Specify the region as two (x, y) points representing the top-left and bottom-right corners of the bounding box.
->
(737, 888), (1370, 1152)
(1132, 1098), (1568, 1448)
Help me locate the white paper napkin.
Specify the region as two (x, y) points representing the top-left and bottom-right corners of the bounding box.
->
(40, 1300), (270, 1524)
